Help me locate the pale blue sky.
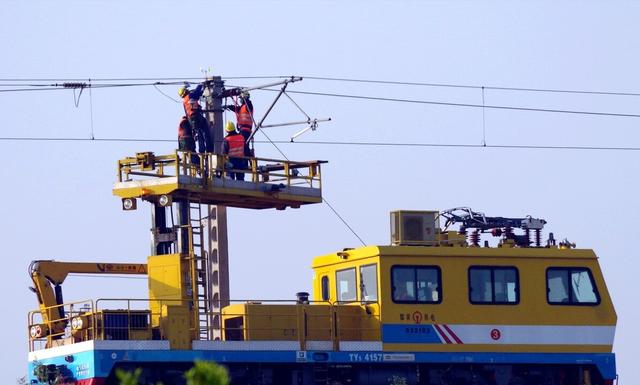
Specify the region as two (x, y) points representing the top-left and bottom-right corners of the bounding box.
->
(1, 0), (638, 383)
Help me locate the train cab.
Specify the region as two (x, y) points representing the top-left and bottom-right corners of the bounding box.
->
(311, 209), (616, 355)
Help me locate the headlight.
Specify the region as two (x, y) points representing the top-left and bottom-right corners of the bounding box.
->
(122, 198), (137, 211)
(158, 194), (171, 207)
(71, 317), (84, 330)
(30, 325), (42, 338)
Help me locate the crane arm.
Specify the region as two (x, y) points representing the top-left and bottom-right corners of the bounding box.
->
(30, 260), (148, 285)
(29, 260), (147, 337)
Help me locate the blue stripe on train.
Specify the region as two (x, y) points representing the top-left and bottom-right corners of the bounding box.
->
(29, 349), (616, 381)
(381, 324), (442, 343)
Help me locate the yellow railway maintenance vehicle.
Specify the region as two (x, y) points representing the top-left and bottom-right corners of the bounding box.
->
(26, 77), (616, 385)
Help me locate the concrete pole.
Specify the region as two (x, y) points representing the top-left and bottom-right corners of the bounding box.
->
(203, 76), (230, 340)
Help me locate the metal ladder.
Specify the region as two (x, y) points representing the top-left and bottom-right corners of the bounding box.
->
(186, 199), (211, 340)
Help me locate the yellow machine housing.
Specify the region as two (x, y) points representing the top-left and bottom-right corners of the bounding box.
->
(147, 253), (197, 339)
(221, 303), (379, 345)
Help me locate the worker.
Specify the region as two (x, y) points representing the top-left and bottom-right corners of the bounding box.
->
(178, 116), (199, 166)
(222, 121), (249, 181)
(223, 92), (254, 142)
(177, 116), (195, 152)
(178, 84), (210, 153)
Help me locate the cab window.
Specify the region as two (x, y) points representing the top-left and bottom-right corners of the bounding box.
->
(547, 267), (599, 305)
(360, 264), (378, 302)
(336, 268), (357, 302)
(391, 265), (441, 303)
(469, 266), (519, 304)
(321, 276), (330, 301)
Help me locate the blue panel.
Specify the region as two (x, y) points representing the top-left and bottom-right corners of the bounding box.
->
(29, 348), (617, 382)
(28, 350), (96, 382)
(381, 324), (442, 343)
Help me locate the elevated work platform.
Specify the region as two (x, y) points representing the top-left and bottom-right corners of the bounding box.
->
(113, 151), (325, 210)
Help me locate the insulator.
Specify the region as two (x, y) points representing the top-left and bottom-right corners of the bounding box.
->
(458, 228), (467, 245)
(470, 230), (480, 247)
(535, 229), (542, 247)
(525, 229), (531, 247)
(62, 82), (88, 89)
(491, 228), (502, 237)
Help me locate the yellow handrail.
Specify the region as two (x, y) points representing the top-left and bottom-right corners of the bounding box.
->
(116, 150), (324, 191)
(28, 298), (380, 351)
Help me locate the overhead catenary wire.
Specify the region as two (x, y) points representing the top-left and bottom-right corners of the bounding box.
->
(2, 78), (640, 119)
(300, 76), (640, 97)
(3, 75), (640, 97)
(88, 82), (95, 139)
(0, 76), (286, 82)
(263, 89), (640, 119)
(2, 136), (640, 152)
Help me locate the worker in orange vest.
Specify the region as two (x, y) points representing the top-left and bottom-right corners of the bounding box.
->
(178, 116), (200, 166)
(223, 92), (254, 142)
(222, 121), (249, 181)
(178, 85), (210, 153)
(177, 116), (195, 152)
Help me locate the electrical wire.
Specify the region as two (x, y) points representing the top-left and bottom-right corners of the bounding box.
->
(153, 84), (181, 103)
(264, 89), (640, 119)
(2, 78), (640, 120)
(300, 76), (640, 97)
(3, 75), (640, 97)
(285, 140), (640, 152)
(0, 76), (286, 82)
(0, 81), (185, 93)
(323, 196), (366, 246)
(1, 136), (639, 151)
(88, 82), (95, 139)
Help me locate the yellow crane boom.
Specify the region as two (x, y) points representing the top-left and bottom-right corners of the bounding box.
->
(29, 260), (147, 337)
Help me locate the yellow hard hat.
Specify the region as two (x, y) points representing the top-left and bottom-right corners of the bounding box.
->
(225, 121), (236, 133)
(178, 87), (188, 97)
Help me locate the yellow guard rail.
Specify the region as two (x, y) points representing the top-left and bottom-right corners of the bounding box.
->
(113, 151), (326, 210)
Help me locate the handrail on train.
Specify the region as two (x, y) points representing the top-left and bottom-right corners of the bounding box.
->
(28, 298), (380, 352)
(116, 150), (326, 189)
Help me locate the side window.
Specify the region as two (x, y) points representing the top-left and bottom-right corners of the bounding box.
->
(391, 265), (441, 304)
(336, 268), (357, 302)
(321, 276), (330, 301)
(417, 268), (440, 302)
(360, 264), (378, 302)
(393, 267), (415, 301)
(469, 266), (519, 304)
(547, 267), (599, 305)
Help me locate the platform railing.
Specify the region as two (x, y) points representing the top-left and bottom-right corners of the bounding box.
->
(28, 298), (380, 352)
(117, 150), (324, 190)
(28, 299), (95, 351)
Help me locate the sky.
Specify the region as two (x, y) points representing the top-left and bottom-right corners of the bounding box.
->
(1, 0), (639, 383)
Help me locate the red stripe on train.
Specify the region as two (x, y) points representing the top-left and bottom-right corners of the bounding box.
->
(433, 324), (452, 344)
(442, 324), (464, 344)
